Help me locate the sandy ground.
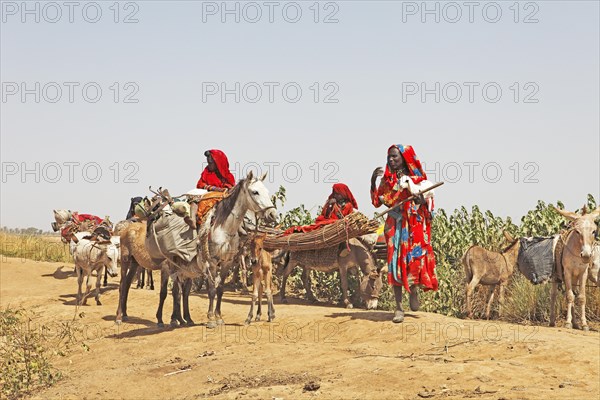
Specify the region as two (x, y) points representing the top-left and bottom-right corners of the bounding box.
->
(1, 256), (599, 400)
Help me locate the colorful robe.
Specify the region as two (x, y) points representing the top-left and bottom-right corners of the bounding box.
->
(371, 144), (438, 292)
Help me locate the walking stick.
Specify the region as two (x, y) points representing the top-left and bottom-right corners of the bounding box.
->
(374, 182), (444, 219)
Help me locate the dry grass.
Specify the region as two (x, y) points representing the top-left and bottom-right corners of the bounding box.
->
(0, 233), (72, 264)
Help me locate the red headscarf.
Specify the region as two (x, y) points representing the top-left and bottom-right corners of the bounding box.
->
(283, 183), (358, 235)
(197, 149), (236, 189)
(329, 183), (358, 209)
(382, 144), (427, 187)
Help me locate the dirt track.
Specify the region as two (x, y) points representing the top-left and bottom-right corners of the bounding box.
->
(1, 256), (599, 400)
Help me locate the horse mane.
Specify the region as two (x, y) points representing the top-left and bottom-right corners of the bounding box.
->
(213, 179), (246, 227)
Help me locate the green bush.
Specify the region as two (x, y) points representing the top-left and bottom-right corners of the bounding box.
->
(0, 308), (62, 399)
(276, 191), (599, 325)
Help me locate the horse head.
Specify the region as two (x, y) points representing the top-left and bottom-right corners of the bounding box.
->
(241, 171), (277, 224)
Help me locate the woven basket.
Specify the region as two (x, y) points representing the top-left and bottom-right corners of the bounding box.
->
(263, 212), (379, 251)
(293, 246), (341, 267)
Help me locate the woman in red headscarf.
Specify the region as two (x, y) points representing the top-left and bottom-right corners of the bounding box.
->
(284, 183), (358, 234)
(371, 144), (437, 323)
(192, 150), (237, 228)
(196, 150), (236, 192)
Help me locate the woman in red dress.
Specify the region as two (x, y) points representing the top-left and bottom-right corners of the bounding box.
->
(371, 144), (437, 323)
(284, 183), (358, 234)
(196, 150), (236, 192)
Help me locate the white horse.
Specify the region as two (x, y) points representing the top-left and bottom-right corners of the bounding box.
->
(164, 171), (277, 328)
(71, 232), (119, 306)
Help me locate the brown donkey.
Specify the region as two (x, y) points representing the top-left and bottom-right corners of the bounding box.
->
(245, 234), (275, 325)
(550, 206), (600, 330)
(463, 232), (520, 319)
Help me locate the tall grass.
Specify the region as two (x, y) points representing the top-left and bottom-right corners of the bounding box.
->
(0, 233), (72, 263)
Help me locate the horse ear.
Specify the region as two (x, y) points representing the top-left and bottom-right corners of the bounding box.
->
(260, 171), (268, 181)
(553, 205), (578, 221)
(246, 170), (254, 181)
(503, 231), (515, 242)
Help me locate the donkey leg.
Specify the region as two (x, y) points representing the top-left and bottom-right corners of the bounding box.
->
(303, 269), (318, 303)
(279, 266), (291, 304)
(155, 269), (169, 327)
(170, 278), (185, 327)
(182, 278), (195, 325)
(76, 267), (84, 306)
(484, 285), (496, 320)
(82, 274), (92, 306)
(565, 289), (575, 329)
(148, 270), (155, 290)
(256, 278), (264, 322)
(95, 271), (103, 305)
(339, 267), (353, 309)
(564, 275), (574, 329)
(549, 280), (558, 327)
(266, 267), (275, 322)
(577, 272), (588, 330)
(465, 276), (480, 319)
(498, 284), (506, 319)
(135, 267), (143, 289)
(246, 276), (258, 325)
(103, 267), (108, 287)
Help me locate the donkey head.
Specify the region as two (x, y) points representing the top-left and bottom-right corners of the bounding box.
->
(359, 269), (384, 310)
(247, 233), (267, 265)
(554, 206), (600, 264)
(102, 242), (119, 278)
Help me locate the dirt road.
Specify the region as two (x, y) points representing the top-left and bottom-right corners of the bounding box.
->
(1, 257), (598, 400)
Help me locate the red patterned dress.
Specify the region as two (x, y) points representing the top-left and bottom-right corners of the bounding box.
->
(371, 144), (438, 293)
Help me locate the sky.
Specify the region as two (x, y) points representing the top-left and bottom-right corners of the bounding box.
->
(1, 0), (599, 230)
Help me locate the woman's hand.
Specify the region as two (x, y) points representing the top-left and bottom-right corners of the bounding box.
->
(414, 194), (427, 205)
(371, 167), (384, 186)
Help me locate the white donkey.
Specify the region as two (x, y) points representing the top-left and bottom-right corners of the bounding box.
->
(70, 232), (119, 306)
(550, 206), (600, 330)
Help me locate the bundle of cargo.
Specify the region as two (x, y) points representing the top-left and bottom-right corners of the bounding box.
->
(262, 212), (380, 251)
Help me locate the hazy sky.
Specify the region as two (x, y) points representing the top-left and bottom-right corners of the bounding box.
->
(1, 0), (599, 230)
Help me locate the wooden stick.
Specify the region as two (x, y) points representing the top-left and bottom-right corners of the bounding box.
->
(164, 368), (192, 377)
(374, 182), (444, 219)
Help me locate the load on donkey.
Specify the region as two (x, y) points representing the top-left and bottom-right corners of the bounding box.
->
(131, 170), (278, 328)
(462, 204), (599, 330)
(261, 183), (384, 309)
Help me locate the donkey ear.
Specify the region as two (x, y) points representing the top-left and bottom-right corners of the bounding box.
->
(588, 207), (600, 219)
(503, 231), (515, 242)
(260, 171), (268, 181)
(246, 170), (254, 181)
(552, 205), (579, 221)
